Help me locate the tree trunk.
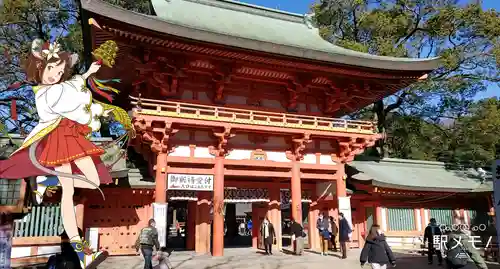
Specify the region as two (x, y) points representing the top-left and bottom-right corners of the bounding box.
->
(373, 100), (389, 158)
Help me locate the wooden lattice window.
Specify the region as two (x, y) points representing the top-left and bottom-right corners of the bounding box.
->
(429, 208), (453, 226)
(387, 207), (416, 231)
(0, 179), (22, 205)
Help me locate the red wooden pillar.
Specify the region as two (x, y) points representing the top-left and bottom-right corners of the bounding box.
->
(308, 193), (320, 251)
(212, 156), (224, 256)
(155, 153), (168, 203)
(252, 204), (259, 248)
(195, 191), (211, 254)
(291, 161), (302, 224)
(268, 185), (282, 250)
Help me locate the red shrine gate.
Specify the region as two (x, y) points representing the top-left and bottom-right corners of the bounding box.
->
(79, 0), (440, 257)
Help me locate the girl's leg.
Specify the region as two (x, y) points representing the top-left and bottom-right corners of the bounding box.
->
(55, 163), (80, 242)
(73, 156), (100, 189)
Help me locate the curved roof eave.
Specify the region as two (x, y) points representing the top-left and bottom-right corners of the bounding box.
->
(81, 0), (441, 72)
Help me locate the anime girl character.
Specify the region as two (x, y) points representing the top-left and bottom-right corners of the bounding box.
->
(0, 39), (114, 268)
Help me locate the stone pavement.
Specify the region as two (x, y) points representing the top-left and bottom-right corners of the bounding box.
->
(99, 247), (500, 269)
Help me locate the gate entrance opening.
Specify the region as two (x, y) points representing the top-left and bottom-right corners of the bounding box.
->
(167, 201), (188, 250)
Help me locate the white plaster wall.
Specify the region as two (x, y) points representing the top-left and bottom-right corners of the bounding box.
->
(424, 209), (429, 225)
(226, 149), (252, 160)
(386, 236), (423, 249)
(301, 154), (316, 164)
(381, 208), (388, 232)
(226, 95), (247, 105)
(319, 155), (335, 165)
(194, 147), (213, 158)
(37, 246), (61, 255)
(416, 209), (422, 231)
(267, 151), (290, 162)
(169, 146), (191, 157)
(11, 247), (31, 258)
(181, 90), (193, 100)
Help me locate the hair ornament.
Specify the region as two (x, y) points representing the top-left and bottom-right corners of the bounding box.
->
(42, 42), (61, 60)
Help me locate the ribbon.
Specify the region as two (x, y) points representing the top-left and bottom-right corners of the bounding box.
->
(86, 77), (121, 102)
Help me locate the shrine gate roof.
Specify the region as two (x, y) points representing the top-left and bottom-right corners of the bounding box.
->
(81, 0), (441, 72)
(348, 158), (492, 193)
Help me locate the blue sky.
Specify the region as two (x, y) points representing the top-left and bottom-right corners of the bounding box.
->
(238, 0), (499, 100)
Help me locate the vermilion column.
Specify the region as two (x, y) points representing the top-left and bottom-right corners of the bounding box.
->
(195, 191), (211, 254)
(268, 186), (282, 250)
(155, 153), (168, 203)
(212, 156), (225, 256)
(291, 161), (302, 224)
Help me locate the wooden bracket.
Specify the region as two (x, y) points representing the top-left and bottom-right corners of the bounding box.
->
(209, 126), (235, 157)
(286, 132), (312, 161)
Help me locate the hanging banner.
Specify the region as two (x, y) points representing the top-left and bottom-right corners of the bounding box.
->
(492, 160), (500, 256)
(153, 203), (168, 247)
(0, 222), (12, 269)
(338, 196), (352, 226)
(167, 174), (213, 191)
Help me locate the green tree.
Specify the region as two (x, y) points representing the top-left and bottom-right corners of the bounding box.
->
(444, 97), (500, 168)
(314, 0), (500, 159)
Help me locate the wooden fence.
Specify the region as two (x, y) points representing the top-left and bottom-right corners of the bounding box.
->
(13, 204), (63, 237)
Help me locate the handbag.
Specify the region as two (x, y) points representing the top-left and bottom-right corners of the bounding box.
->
(322, 230), (330, 239)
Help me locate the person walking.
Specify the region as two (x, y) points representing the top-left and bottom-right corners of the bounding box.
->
(317, 212), (330, 256)
(260, 216), (276, 255)
(424, 218), (443, 265)
(339, 212), (352, 259)
(290, 218), (305, 255)
(360, 224), (396, 269)
(135, 219), (160, 269)
(329, 216), (338, 252)
(444, 228), (488, 269)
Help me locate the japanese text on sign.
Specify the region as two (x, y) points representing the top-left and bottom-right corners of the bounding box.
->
(167, 174), (214, 191)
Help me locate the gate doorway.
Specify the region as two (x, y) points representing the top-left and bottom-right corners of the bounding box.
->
(224, 203), (253, 247)
(167, 201), (188, 250)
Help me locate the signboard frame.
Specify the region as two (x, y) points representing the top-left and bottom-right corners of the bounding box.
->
(167, 173), (214, 191)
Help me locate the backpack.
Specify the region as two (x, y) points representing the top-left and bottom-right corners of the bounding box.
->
(446, 242), (469, 268)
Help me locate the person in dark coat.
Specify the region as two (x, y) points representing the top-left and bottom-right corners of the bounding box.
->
(424, 218), (443, 265)
(329, 216), (338, 252)
(260, 216), (276, 255)
(290, 218), (305, 255)
(360, 224), (396, 269)
(338, 212), (352, 259)
(317, 212), (330, 256)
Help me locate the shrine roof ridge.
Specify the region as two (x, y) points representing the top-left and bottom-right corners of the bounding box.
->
(81, 0), (441, 72)
(348, 158), (493, 193)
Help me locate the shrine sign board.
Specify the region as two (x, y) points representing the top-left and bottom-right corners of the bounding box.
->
(167, 174), (214, 191)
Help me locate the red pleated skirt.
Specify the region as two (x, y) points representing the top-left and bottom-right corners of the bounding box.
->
(37, 118), (105, 167)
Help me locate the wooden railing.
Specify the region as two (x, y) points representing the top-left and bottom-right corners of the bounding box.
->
(130, 96), (376, 134)
(13, 204), (63, 237)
